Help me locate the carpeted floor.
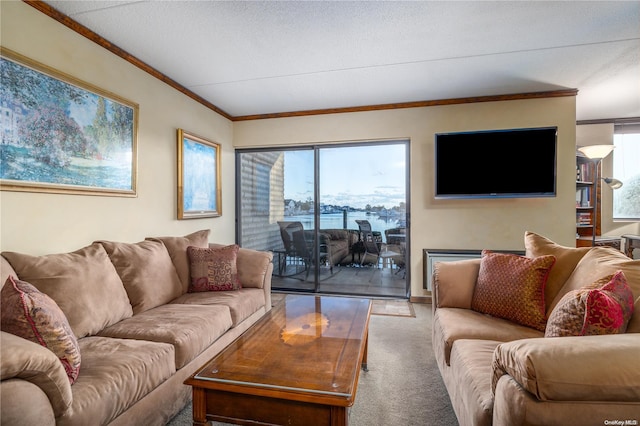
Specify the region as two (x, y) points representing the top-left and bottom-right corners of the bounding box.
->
(166, 301), (457, 426)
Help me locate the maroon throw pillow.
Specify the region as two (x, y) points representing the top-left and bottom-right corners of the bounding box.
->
(1, 276), (81, 384)
(545, 271), (635, 337)
(187, 245), (242, 292)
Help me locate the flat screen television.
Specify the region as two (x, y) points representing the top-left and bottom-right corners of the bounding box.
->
(435, 126), (557, 199)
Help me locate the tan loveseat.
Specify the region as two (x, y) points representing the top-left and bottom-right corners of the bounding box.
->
(0, 229), (273, 426)
(432, 232), (640, 426)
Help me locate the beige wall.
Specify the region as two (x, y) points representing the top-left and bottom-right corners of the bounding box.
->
(235, 97), (577, 298)
(576, 123), (640, 237)
(1, 1), (236, 254)
(2, 2), (579, 299)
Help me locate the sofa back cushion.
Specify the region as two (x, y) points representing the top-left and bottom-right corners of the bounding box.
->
(2, 243), (133, 337)
(146, 229), (210, 293)
(550, 247), (640, 333)
(1, 255), (17, 291)
(98, 240), (183, 314)
(524, 231), (590, 313)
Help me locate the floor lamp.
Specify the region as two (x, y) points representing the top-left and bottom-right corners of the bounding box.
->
(577, 145), (616, 246)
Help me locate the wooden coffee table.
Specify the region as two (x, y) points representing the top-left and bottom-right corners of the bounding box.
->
(185, 294), (372, 426)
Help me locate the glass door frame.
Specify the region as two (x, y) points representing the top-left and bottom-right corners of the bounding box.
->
(235, 139), (410, 298)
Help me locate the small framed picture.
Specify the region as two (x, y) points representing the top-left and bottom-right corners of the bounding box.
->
(177, 129), (221, 219)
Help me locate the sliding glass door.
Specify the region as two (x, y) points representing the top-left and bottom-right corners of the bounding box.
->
(236, 140), (409, 298)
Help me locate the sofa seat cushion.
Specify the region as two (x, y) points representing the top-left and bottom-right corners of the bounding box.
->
(2, 244), (133, 338)
(171, 288), (266, 327)
(98, 240), (183, 314)
(56, 336), (175, 426)
(434, 307), (543, 365)
(97, 304), (232, 369)
(448, 339), (502, 426)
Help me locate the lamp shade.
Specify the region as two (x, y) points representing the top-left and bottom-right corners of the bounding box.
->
(578, 145), (615, 160)
(602, 177), (623, 190)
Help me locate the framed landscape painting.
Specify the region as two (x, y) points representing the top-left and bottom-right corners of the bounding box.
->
(0, 48), (138, 196)
(177, 129), (221, 219)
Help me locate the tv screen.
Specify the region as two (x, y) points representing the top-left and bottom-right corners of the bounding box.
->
(435, 127), (557, 199)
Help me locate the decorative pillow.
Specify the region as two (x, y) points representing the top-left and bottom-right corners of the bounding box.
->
(471, 250), (555, 331)
(1, 276), (81, 384)
(524, 231), (590, 313)
(545, 271), (635, 337)
(187, 245), (242, 292)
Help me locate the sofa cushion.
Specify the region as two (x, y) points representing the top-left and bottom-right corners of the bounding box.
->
(1, 276), (81, 384)
(550, 246), (640, 333)
(210, 243), (273, 289)
(98, 240), (183, 314)
(1, 331), (73, 417)
(492, 334), (640, 402)
(524, 231), (590, 313)
(171, 288), (266, 327)
(97, 304), (232, 369)
(146, 229), (210, 293)
(434, 258), (481, 309)
(433, 307), (543, 366)
(471, 250), (555, 331)
(2, 244), (133, 338)
(448, 339), (501, 426)
(187, 245), (241, 292)
(545, 271), (635, 337)
(56, 336), (175, 426)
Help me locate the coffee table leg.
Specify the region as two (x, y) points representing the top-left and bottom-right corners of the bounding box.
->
(330, 406), (348, 426)
(361, 331), (369, 371)
(191, 388), (207, 426)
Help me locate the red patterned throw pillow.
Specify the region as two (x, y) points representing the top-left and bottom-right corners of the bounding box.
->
(545, 271), (634, 337)
(1, 276), (81, 384)
(471, 250), (555, 331)
(187, 245), (242, 292)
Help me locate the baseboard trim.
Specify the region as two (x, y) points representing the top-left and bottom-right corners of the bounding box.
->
(410, 295), (431, 304)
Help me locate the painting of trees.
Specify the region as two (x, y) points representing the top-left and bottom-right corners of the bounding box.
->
(0, 49), (137, 195)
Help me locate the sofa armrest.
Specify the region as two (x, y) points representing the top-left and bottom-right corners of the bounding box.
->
(432, 258), (480, 310)
(492, 334), (640, 402)
(1, 331), (72, 416)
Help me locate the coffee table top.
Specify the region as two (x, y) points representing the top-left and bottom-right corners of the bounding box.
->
(190, 294), (371, 401)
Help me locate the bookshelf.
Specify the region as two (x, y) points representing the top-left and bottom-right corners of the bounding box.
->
(575, 152), (601, 247)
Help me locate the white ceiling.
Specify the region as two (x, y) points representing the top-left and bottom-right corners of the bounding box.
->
(44, 0), (640, 121)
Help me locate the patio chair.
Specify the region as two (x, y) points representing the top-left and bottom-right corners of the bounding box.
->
(355, 220), (400, 268)
(277, 221), (332, 279)
(385, 227), (406, 277)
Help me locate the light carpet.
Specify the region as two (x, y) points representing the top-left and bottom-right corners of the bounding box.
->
(166, 302), (457, 426)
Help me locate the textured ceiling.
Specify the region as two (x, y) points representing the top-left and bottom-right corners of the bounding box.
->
(44, 0), (640, 120)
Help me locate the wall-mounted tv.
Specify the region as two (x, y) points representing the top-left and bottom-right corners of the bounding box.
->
(435, 126), (557, 199)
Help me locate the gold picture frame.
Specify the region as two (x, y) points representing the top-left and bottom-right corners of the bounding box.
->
(0, 47), (138, 197)
(177, 129), (221, 219)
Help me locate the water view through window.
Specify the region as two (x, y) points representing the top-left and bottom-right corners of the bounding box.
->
(236, 141), (409, 298)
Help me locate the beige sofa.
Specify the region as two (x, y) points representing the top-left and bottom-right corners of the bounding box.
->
(0, 230), (273, 426)
(432, 232), (640, 426)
